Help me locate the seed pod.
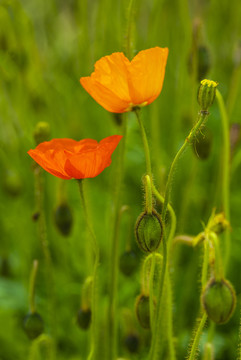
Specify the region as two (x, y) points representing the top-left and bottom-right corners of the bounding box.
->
(23, 312), (44, 340)
(197, 79), (218, 111)
(54, 203), (73, 236)
(135, 210), (163, 253)
(33, 122), (50, 145)
(124, 333), (140, 353)
(135, 294), (152, 329)
(119, 251), (139, 276)
(77, 308), (91, 330)
(202, 278), (236, 324)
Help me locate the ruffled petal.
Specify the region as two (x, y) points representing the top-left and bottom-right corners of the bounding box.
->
(64, 135), (123, 178)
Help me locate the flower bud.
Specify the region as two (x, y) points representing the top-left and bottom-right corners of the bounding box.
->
(135, 210), (163, 253)
(209, 213), (229, 234)
(197, 79), (218, 111)
(202, 278), (236, 324)
(124, 333), (140, 353)
(3, 169), (23, 197)
(77, 308), (91, 330)
(54, 203), (73, 236)
(23, 312), (44, 340)
(33, 122), (50, 145)
(135, 294), (153, 329)
(119, 251), (139, 276)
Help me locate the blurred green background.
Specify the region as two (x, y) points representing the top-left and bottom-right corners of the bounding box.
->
(0, 0), (241, 359)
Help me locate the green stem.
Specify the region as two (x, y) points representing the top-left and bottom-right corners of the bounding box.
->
(149, 253), (156, 330)
(149, 185), (176, 360)
(162, 110), (209, 221)
(77, 179), (99, 360)
(29, 260), (39, 314)
(144, 175), (153, 214)
(187, 313), (208, 360)
(124, 0), (135, 60)
(209, 232), (224, 281)
(201, 239), (210, 289)
(108, 116), (127, 360)
(135, 109), (152, 178)
(216, 89), (230, 273)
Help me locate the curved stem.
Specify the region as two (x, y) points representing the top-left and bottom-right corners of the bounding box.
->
(162, 110), (209, 221)
(216, 89), (230, 273)
(29, 260), (39, 314)
(187, 313), (207, 360)
(77, 179), (99, 360)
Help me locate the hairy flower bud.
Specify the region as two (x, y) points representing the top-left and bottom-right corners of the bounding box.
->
(119, 251), (139, 276)
(202, 278), (236, 324)
(77, 308), (91, 330)
(197, 79), (218, 111)
(135, 294), (154, 329)
(135, 210), (163, 253)
(23, 312), (44, 340)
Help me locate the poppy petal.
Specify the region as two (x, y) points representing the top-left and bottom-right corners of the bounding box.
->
(80, 53), (131, 113)
(128, 47), (169, 105)
(64, 135), (123, 178)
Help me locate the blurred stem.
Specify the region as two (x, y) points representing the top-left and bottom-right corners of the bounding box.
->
(125, 0), (135, 59)
(161, 109), (209, 222)
(187, 312), (207, 360)
(29, 334), (55, 360)
(150, 185), (176, 360)
(149, 253), (156, 330)
(227, 62), (241, 117)
(29, 260), (39, 314)
(216, 89), (230, 273)
(135, 108), (152, 178)
(108, 116), (127, 360)
(77, 179), (99, 360)
(144, 175), (153, 214)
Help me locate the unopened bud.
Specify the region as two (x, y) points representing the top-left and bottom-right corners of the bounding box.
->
(23, 312), (44, 340)
(135, 210), (163, 253)
(54, 203), (73, 236)
(119, 251), (139, 276)
(202, 278), (236, 324)
(209, 213), (229, 234)
(77, 308), (91, 330)
(197, 79), (218, 111)
(33, 122), (50, 145)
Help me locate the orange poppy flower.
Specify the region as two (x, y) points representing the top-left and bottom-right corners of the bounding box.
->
(80, 47), (168, 113)
(28, 135), (122, 180)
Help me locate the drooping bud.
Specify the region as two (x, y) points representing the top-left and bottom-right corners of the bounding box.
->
(77, 308), (91, 330)
(33, 121), (50, 145)
(23, 312), (44, 340)
(201, 278), (236, 324)
(197, 79), (218, 111)
(54, 202), (73, 236)
(135, 294), (154, 329)
(135, 210), (163, 253)
(119, 250), (139, 276)
(124, 333), (140, 353)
